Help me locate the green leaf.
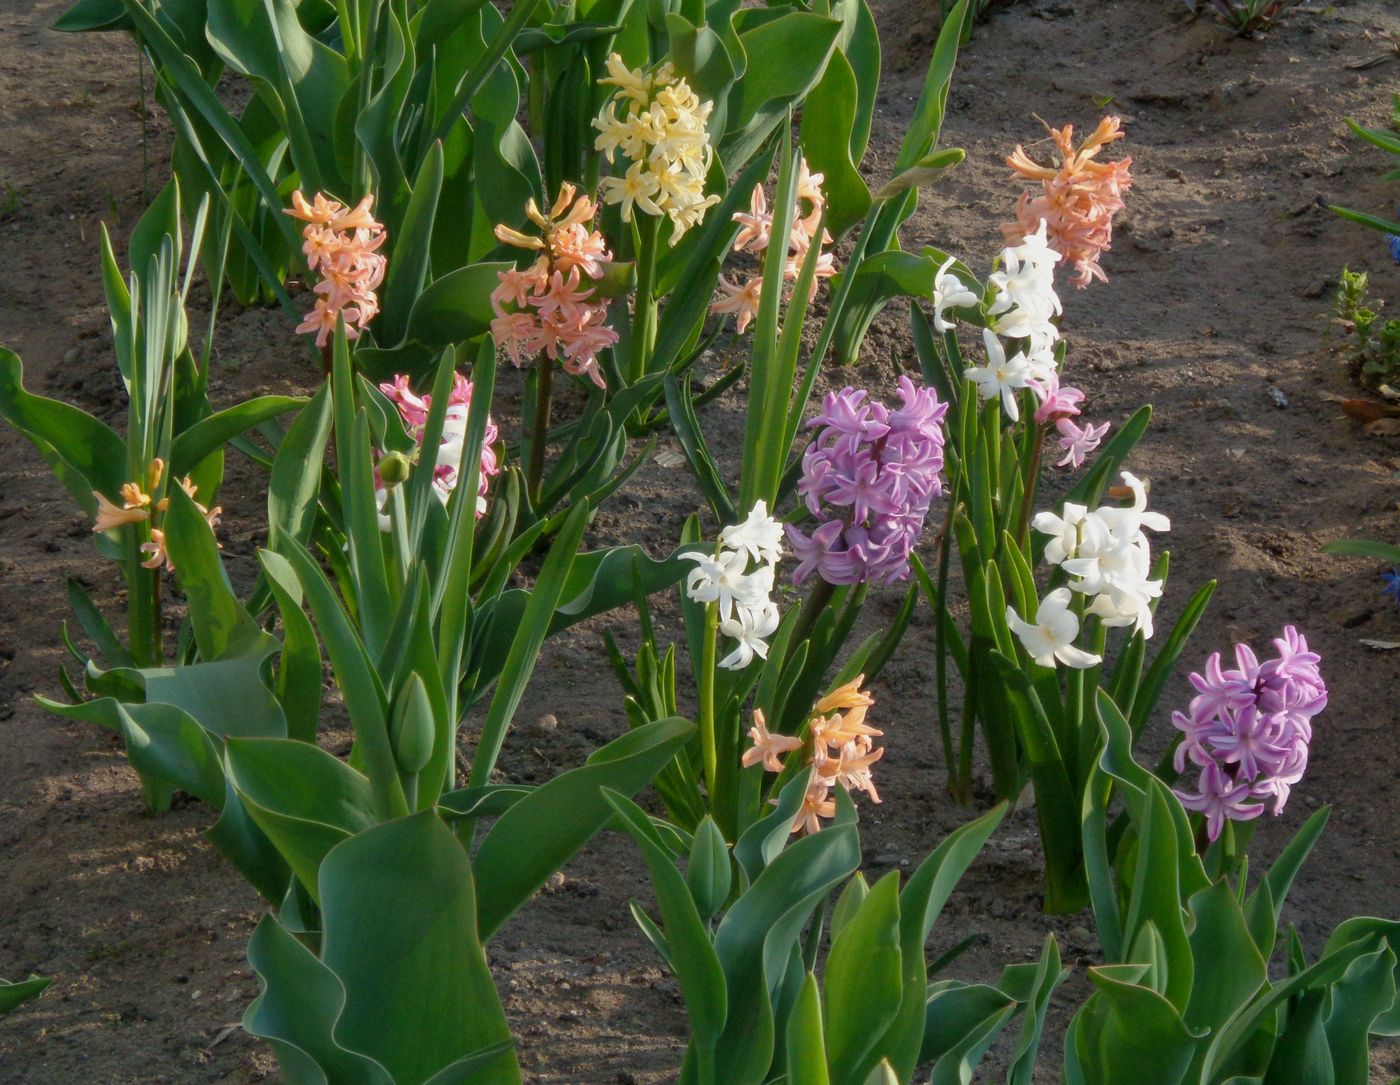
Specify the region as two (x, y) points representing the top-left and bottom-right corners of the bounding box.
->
(471, 717), (694, 940)
(1325, 942), (1398, 1079)
(0, 345), (125, 512)
(1322, 538), (1400, 564)
(227, 738), (379, 902)
(1080, 966), (1204, 1085)
(164, 482), (262, 660)
(787, 972), (831, 1085)
(115, 701), (228, 807)
(824, 872), (903, 1085)
(379, 142), (445, 346)
(1183, 881), (1267, 1043)
(0, 974), (52, 1015)
(605, 788), (728, 1069)
(259, 550), (324, 743)
(169, 395), (304, 478)
(319, 813), (520, 1085)
(798, 50), (872, 237)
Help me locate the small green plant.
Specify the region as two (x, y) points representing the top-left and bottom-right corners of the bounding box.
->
(1330, 267), (1400, 391)
(1185, 0), (1301, 35)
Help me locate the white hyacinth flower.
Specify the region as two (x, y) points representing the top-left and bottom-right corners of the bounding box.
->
(719, 500), (785, 567)
(932, 256), (979, 333)
(1006, 588), (1102, 670)
(718, 600), (781, 670)
(965, 328), (1033, 421)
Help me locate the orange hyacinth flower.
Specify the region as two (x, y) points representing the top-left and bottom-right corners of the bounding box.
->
(1004, 115), (1133, 288)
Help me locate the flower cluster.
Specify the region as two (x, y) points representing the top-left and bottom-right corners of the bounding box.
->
(92, 457), (222, 572)
(711, 160), (838, 334)
(593, 54), (719, 240)
(1172, 626), (1326, 841)
(1032, 471), (1170, 639)
(742, 677), (883, 835)
(786, 377), (948, 586)
(683, 502), (784, 670)
(491, 184), (618, 389)
(377, 372), (500, 522)
(285, 190), (387, 348)
(1003, 115), (1133, 288)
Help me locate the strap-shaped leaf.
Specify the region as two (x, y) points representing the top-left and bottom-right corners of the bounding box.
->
(823, 871), (903, 1085)
(163, 481), (262, 659)
(170, 395), (305, 477)
(473, 716), (694, 939)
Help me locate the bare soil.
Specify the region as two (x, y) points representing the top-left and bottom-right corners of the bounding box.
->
(2, 0), (1399, 1081)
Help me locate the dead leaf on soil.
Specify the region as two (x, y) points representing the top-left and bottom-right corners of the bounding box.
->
(1359, 639), (1400, 651)
(1341, 399), (1400, 423)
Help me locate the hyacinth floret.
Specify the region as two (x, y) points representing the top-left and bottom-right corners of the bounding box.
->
(1004, 115), (1133, 288)
(286, 190), (387, 348)
(712, 160), (838, 334)
(742, 677), (883, 835)
(684, 501), (784, 670)
(1172, 626), (1326, 841)
(786, 377), (948, 586)
(491, 184), (618, 389)
(592, 54), (719, 241)
(377, 372), (501, 522)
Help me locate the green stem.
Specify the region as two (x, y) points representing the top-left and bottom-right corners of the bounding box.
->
(629, 214), (660, 386)
(699, 602), (719, 803)
(790, 575), (837, 652)
(933, 496), (957, 790)
(527, 359), (553, 505)
(1016, 422), (1047, 547)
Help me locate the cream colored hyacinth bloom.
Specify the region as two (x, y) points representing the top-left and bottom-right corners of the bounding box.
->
(592, 54), (719, 241)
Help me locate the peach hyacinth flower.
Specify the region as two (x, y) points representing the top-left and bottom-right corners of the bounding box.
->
(491, 183), (619, 388)
(91, 460), (222, 572)
(1003, 116), (1133, 288)
(743, 675), (884, 835)
(713, 159), (838, 334)
(286, 190), (387, 348)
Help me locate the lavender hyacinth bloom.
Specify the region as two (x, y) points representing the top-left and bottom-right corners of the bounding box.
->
(1172, 625), (1326, 841)
(786, 376), (948, 585)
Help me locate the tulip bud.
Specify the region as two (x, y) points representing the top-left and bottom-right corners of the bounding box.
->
(378, 450), (413, 487)
(390, 673), (435, 776)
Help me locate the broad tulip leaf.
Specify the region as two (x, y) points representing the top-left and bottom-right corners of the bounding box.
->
(164, 483), (263, 660)
(228, 738), (379, 901)
(1324, 942), (1398, 1080)
(244, 916), (395, 1085)
(798, 50), (872, 237)
(823, 871), (903, 1085)
(786, 973), (831, 1085)
(318, 813), (519, 1085)
(0, 346), (124, 512)
(472, 716), (694, 940)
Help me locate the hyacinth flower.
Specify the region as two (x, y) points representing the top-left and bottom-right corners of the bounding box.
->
(592, 53), (719, 241)
(741, 676), (883, 835)
(92, 458), (222, 573)
(285, 190), (387, 352)
(491, 183), (618, 499)
(1171, 626), (1326, 842)
(376, 372), (501, 526)
(786, 377), (948, 587)
(1003, 115), (1133, 288)
(683, 502), (785, 805)
(711, 160), (838, 334)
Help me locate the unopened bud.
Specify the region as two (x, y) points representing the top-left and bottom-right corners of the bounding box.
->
(390, 673), (435, 775)
(378, 450), (413, 487)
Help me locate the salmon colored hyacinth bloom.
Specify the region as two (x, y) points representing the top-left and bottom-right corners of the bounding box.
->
(1003, 116), (1133, 288)
(712, 159), (838, 334)
(491, 184), (618, 389)
(744, 675), (885, 834)
(93, 459), (222, 572)
(286, 190), (387, 348)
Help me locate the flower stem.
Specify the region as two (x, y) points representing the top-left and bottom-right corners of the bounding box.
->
(629, 215), (660, 385)
(699, 602), (719, 803)
(1016, 422), (1047, 546)
(526, 359), (553, 507)
(790, 575), (837, 651)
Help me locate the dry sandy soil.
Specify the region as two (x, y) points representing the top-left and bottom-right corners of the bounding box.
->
(2, 0), (1399, 1081)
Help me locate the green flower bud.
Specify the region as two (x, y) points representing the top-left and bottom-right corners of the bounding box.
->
(390, 673), (435, 776)
(378, 450), (413, 487)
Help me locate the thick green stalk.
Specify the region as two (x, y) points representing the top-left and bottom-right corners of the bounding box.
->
(629, 214), (660, 385)
(699, 602), (719, 803)
(526, 359), (553, 504)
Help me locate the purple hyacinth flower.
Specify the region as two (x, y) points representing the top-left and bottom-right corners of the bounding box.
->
(786, 376), (948, 586)
(1171, 624), (1326, 842)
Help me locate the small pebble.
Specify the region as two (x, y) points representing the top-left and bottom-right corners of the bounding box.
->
(1267, 386), (1289, 409)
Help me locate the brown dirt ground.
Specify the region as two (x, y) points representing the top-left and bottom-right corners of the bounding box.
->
(3, 0), (1400, 1081)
